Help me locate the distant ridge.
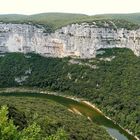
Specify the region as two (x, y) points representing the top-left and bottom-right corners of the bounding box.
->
(0, 12), (140, 31)
(95, 13), (140, 24)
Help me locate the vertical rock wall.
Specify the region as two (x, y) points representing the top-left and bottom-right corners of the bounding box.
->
(0, 23), (140, 58)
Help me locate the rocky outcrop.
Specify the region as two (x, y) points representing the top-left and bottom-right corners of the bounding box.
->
(0, 22), (140, 58)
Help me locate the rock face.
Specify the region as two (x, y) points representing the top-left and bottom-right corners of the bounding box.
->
(0, 23), (140, 58)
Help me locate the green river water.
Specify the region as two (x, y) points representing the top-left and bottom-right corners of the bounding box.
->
(0, 91), (138, 140)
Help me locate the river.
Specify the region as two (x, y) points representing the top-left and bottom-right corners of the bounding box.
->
(0, 88), (138, 140)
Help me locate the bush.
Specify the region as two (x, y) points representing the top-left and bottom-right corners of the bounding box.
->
(0, 105), (68, 140)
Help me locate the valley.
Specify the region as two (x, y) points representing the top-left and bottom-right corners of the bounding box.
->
(0, 12), (139, 140)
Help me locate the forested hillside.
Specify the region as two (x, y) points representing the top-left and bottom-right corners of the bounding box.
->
(0, 94), (112, 140)
(0, 13), (140, 31)
(0, 48), (139, 138)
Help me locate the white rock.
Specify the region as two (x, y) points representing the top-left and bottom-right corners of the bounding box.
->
(0, 23), (140, 58)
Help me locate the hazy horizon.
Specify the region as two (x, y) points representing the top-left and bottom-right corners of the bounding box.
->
(0, 0), (140, 15)
(0, 12), (140, 16)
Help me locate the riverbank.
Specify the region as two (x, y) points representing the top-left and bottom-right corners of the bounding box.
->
(0, 87), (139, 140)
(64, 97), (139, 140)
(81, 101), (139, 140)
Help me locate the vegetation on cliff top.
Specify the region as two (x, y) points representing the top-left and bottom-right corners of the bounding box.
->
(0, 13), (140, 31)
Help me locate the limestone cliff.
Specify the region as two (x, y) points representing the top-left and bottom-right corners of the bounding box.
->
(0, 22), (140, 58)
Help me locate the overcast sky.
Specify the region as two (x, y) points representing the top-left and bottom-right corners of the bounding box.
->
(0, 0), (140, 15)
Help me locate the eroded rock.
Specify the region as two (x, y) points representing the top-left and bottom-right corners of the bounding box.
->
(0, 23), (140, 58)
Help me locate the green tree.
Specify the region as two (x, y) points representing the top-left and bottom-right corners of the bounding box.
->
(0, 105), (68, 140)
(47, 129), (68, 140)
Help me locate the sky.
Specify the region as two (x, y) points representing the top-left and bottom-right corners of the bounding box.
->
(0, 0), (140, 15)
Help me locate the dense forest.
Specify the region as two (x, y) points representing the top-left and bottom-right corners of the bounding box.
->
(0, 94), (112, 140)
(0, 48), (139, 138)
(0, 105), (68, 140)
